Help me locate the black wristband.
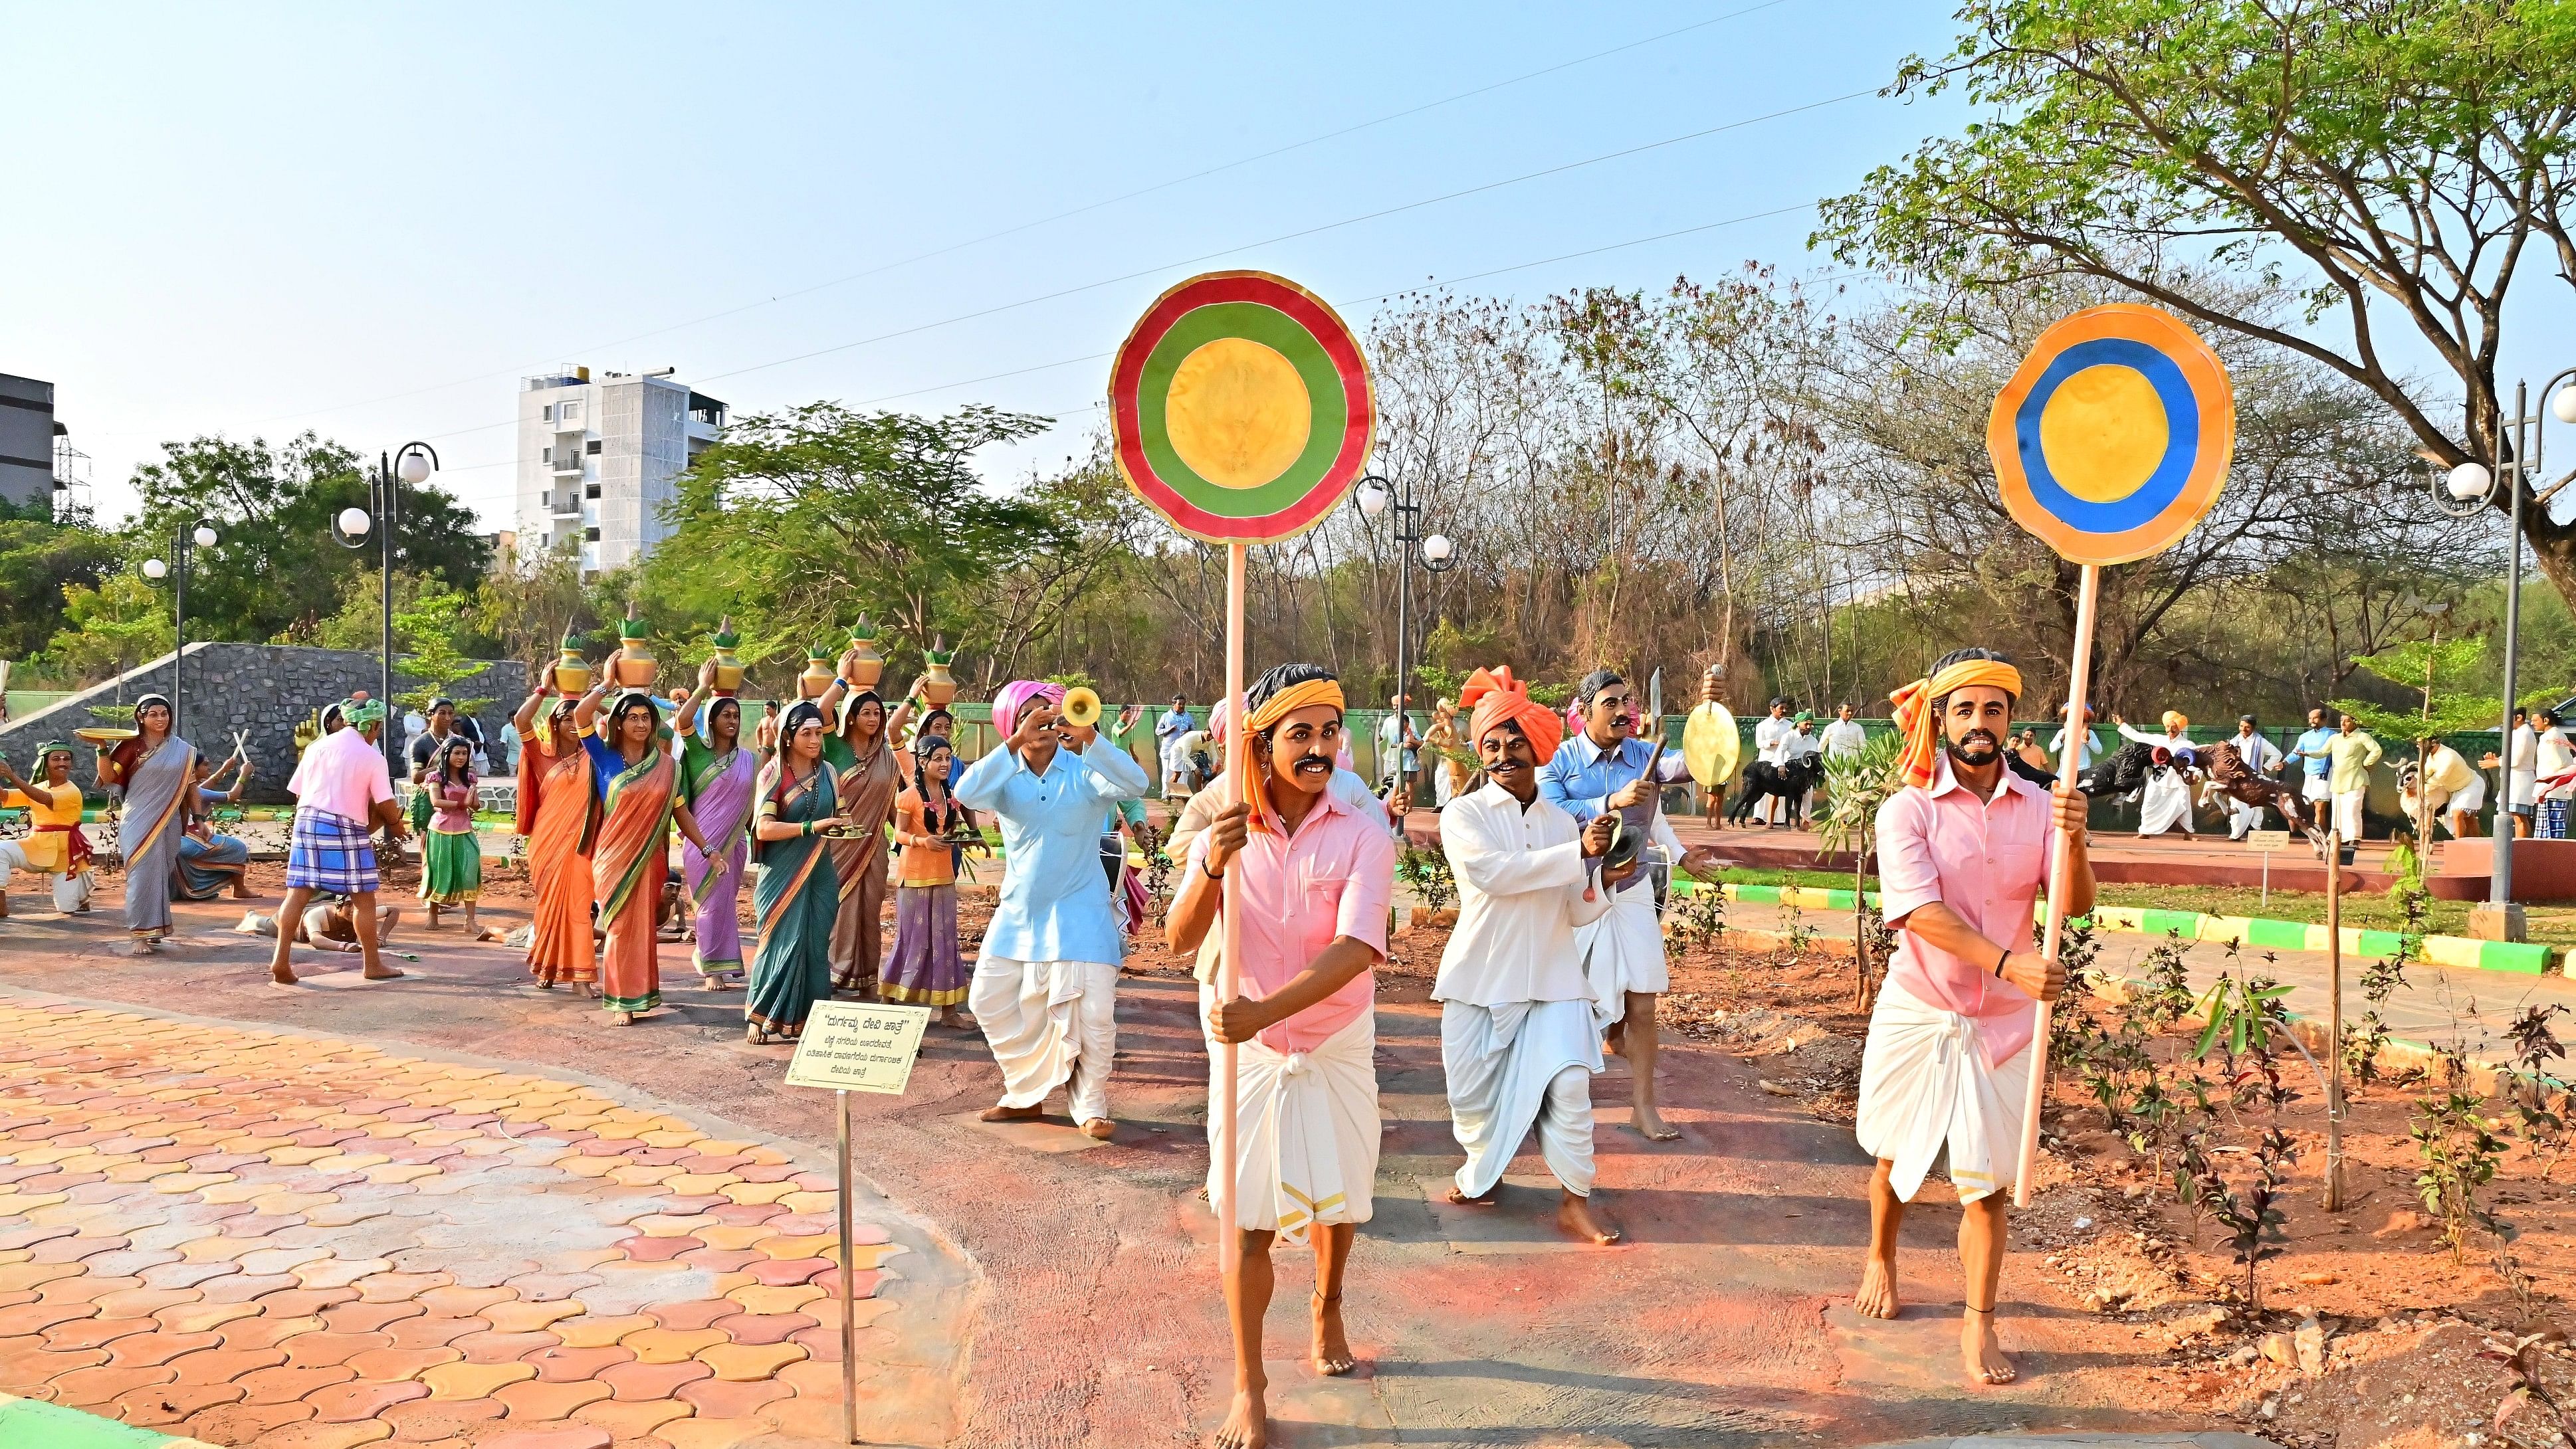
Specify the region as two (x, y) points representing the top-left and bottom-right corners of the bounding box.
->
(1202, 858), (1224, 881)
(1994, 945), (2010, 978)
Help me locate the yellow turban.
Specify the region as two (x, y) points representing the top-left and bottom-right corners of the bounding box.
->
(1234, 676), (1346, 835)
(2161, 710), (2189, 733)
(1888, 659), (2025, 790)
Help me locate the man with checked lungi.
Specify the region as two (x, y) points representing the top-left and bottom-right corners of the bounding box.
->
(269, 698), (410, 985)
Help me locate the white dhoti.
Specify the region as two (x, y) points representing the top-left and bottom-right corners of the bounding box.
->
(1442, 997), (1602, 1199)
(0, 840), (89, 914)
(1577, 886), (1667, 1032)
(971, 955), (1119, 1121)
(2135, 771), (2193, 835)
(2440, 775), (2486, 835)
(1854, 978), (2033, 1204)
(1204, 1001), (1378, 1246)
(2332, 789), (2367, 840)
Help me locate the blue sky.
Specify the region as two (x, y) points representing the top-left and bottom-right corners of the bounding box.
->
(3, 1), (1967, 526)
(10, 3), (2563, 534)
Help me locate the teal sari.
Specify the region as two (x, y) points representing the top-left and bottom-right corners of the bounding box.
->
(746, 758), (840, 1039)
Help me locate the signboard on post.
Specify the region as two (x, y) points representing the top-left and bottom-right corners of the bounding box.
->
(2246, 827), (2290, 908)
(784, 1002), (933, 1094)
(783, 1000), (932, 1445)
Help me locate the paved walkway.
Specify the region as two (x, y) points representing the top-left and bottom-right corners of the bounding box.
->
(0, 877), (2274, 1446)
(0, 992), (966, 1448)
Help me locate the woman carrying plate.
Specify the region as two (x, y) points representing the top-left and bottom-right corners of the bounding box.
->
(96, 693), (199, 955)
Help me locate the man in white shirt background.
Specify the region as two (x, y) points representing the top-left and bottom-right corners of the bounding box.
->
(1751, 697), (1796, 826)
(1820, 704), (1868, 761)
(2218, 714), (2284, 841)
(2048, 704), (2103, 776)
(2538, 708), (2575, 838)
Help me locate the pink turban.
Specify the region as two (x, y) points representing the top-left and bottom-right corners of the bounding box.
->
(991, 680), (1065, 731)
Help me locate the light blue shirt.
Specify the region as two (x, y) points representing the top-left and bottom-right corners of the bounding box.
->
(2288, 725), (2337, 779)
(1156, 708), (1193, 745)
(1535, 733), (1687, 824)
(956, 736), (1150, 964)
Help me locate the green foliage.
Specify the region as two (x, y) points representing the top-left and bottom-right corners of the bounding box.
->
(303, 573), (495, 716)
(0, 508), (116, 664)
(643, 404), (1069, 682)
(122, 433), (489, 646)
(2332, 636), (2499, 743)
(1814, 731), (1902, 861)
(2411, 1048), (2511, 1262)
(40, 571), (173, 680)
(1397, 842), (1457, 915)
(1670, 884), (1727, 955)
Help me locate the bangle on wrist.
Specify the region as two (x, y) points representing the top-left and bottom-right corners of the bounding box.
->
(1994, 945), (2010, 978)
(1202, 858), (1224, 881)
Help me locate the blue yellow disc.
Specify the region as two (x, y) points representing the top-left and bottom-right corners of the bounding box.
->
(1987, 304), (2233, 565)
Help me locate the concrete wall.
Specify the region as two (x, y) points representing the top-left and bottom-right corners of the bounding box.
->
(0, 642), (526, 805)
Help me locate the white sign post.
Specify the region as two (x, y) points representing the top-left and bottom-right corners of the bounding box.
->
(2244, 828), (2291, 908)
(784, 1001), (932, 1446)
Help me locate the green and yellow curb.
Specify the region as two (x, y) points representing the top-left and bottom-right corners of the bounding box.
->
(0, 1393), (218, 1448)
(1693, 881), (2556, 976)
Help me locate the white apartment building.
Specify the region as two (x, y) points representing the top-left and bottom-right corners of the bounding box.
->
(515, 366), (726, 575)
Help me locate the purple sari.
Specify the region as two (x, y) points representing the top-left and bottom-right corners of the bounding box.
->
(680, 727), (757, 978)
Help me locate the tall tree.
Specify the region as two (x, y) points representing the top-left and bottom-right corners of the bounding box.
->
(645, 404), (1070, 679)
(0, 498), (117, 664)
(1816, 0), (2576, 594)
(128, 433), (490, 643)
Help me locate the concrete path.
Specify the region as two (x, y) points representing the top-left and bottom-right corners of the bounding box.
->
(0, 882), (2265, 1446)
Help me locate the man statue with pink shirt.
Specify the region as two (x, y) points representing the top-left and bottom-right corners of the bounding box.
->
(1166, 663), (1396, 1449)
(1853, 646), (2093, 1387)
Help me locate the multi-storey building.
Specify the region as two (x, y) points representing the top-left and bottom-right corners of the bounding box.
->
(0, 373), (63, 512)
(514, 366), (726, 575)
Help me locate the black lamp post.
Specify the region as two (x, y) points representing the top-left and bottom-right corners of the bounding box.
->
(331, 442), (439, 775)
(141, 518), (219, 739)
(1353, 473), (1458, 789)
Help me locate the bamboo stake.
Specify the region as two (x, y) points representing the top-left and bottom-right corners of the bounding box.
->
(1216, 543), (1245, 1274)
(2014, 563), (2100, 1208)
(2325, 826), (2346, 1210)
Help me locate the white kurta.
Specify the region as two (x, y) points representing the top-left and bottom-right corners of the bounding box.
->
(1434, 783), (1611, 1198)
(1854, 977), (2034, 1204)
(970, 957), (1121, 1121)
(1206, 997), (1378, 1244)
(1577, 810), (1683, 1030)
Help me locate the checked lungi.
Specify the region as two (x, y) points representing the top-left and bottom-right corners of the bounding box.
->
(286, 809), (380, 894)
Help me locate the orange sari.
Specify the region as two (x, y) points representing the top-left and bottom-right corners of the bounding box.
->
(518, 710), (597, 987)
(591, 743), (678, 1016)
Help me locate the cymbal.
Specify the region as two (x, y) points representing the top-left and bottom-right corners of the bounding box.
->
(1682, 703), (1739, 787)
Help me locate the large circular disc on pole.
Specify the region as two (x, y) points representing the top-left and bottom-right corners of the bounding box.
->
(1682, 702), (1739, 787)
(1111, 271), (1374, 544)
(1987, 304), (2234, 565)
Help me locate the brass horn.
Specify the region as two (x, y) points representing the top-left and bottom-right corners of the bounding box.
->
(1060, 687), (1103, 728)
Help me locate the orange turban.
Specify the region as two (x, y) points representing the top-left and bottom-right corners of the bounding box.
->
(1457, 666), (1561, 763)
(1887, 658), (2024, 791)
(1232, 674), (1346, 835)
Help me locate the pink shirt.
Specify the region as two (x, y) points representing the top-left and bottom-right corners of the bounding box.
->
(288, 727), (395, 826)
(1874, 755), (2053, 1066)
(1188, 787), (1396, 1053)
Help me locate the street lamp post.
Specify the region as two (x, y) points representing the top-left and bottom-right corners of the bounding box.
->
(332, 442), (439, 775)
(142, 519), (220, 739)
(1354, 474), (1458, 790)
(2434, 369), (2576, 942)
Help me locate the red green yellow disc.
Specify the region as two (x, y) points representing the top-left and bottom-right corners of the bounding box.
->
(1987, 304), (2234, 566)
(1111, 271), (1375, 544)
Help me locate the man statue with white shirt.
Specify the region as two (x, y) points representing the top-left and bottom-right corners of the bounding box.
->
(1820, 704), (1868, 761)
(2220, 715), (2283, 840)
(1438, 664), (1635, 1246)
(1751, 696), (1796, 826)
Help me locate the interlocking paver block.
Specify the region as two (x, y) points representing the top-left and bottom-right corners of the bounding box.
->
(574, 1395), (693, 1438)
(421, 1359), (536, 1399)
(494, 1375), (613, 1420)
(595, 1357), (712, 1401)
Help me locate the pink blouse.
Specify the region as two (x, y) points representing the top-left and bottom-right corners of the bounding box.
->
(1873, 755), (2054, 1066)
(429, 776), (477, 834)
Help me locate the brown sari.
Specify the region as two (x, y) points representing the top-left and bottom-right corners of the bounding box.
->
(824, 733), (899, 992)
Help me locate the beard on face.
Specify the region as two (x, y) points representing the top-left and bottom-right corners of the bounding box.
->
(1944, 727), (2002, 765)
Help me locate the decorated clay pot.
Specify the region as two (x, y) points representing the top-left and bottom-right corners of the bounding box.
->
(708, 619), (745, 697)
(845, 616), (885, 693)
(798, 647), (837, 700)
(918, 638), (959, 709)
(552, 634), (593, 697)
(613, 613), (656, 689)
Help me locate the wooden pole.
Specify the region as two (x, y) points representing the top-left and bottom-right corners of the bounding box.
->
(835, 1088), (857, 1444)
(2014, 563), (2099, 1208)
(2324, 827), (2346, 1210)
(1216, 543), (1245, 1274)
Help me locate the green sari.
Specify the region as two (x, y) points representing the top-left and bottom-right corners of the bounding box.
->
(746, 757), (840, 1038)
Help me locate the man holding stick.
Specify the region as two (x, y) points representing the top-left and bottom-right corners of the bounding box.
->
(1166, 664), (1394, 1449)
(1852, 647), (2092, 1386)
(1437, 665), (1633, 1246)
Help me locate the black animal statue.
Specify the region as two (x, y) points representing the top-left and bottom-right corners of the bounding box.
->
(2078, 740), (2165, 797)
(1727, 755), (1823, 828)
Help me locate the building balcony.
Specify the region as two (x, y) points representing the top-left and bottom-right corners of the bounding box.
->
(550, 456), (583, 476)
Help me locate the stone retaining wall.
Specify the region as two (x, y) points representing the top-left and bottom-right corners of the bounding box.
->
(0, 643), (525, 805)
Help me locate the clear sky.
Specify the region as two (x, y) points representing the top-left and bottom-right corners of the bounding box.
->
(9, 3), (2562, 534)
